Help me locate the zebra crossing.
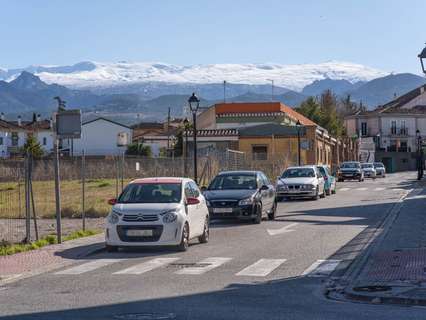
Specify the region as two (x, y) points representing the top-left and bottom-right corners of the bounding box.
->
(54, 257), (342, 278)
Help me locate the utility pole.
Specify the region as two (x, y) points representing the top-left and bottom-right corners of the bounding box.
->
(223, 80), (226, 102)
(167, 107), (171, 151)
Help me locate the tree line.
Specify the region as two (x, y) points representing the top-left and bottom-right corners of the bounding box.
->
(295, 89), (365, 137)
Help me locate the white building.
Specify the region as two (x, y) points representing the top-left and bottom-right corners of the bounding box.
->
(345, 84), (426, 171)
(72, 117), (132, 156)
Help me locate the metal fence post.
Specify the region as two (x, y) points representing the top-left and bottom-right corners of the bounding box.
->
(54, 138), (62, 243)
(24, 153), (31, 243)
(81, 150), (86, 231)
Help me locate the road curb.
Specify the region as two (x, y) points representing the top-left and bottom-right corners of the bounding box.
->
(327, 183), (426, 306)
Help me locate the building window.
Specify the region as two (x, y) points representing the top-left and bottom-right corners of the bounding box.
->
(252, 145), (268, 160)
(400, 120), (406, 135)
(11, 132), (18, 146)
(391, 121), (397, 135)
(42, 137), (47, 146)
(0, 137), (3, 145)
(361, 122), (367, 136)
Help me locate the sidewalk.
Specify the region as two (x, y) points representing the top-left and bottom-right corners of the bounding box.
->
(337, 180), (426, 305)
(0, 233), (105, 285)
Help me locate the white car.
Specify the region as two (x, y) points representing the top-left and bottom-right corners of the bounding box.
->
(373, 162), (386, 177)
(276, 166), (326, 201)
(105, 177), (210, 252)
(361, 163), (377, 179)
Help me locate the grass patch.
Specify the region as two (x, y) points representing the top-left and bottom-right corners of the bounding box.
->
(0, 229), (100, 256)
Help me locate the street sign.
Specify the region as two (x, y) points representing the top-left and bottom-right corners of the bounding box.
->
(55, 109), (81, 139)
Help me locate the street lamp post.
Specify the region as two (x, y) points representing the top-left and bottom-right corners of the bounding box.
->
(188, 93), (200, 184)
(418, 44), (426, 75)
(296, 120), (302, 166)
(416, 129), (424, 180)
(183, 118), (189, 176)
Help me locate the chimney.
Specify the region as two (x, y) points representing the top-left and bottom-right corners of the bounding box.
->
(37, 114), (41, 122)
(0, 112), (4, 121)
(17, 115), (22, 126)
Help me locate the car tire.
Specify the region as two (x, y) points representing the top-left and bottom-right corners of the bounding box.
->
(106, 244), (118, 253)
(177, 223), (189, 252)
(253, 203), (262, 224)
(198, 217), (209, 244)
(268, 201), (277, 220)
(338, 178), (344, 182)
(276, 196), (283, 202)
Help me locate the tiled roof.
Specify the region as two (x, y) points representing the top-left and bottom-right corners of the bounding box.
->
(213, 102), (317, 126)
(188, 129), (239, 137)
(0, 119), (22, 130)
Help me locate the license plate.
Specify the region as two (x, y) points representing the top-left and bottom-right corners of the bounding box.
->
(213, 208), (233, 213)
(126, 229), (153, 237)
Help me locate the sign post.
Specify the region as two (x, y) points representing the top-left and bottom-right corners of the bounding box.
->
(53, 106), (81, 243)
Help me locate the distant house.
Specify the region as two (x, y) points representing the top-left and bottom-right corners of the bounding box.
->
(344, 84), (426, 172)
(0, 117), (26, 158)
(23, 115), (54, 154)
(72, 117), (132, 156)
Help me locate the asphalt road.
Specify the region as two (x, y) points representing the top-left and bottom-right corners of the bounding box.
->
(1, 172), (425, 320)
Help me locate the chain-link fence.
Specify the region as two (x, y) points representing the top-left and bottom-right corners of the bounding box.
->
(0, 150), (292, 244)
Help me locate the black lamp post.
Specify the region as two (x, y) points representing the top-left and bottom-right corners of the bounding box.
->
(188, 93), (200, 184)
(416, 129), (424, 180)
(296, 120), (302, 165)
(418, 44), (426, 75)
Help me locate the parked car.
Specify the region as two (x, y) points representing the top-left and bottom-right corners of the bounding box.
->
(202, 171), (277, 223)
(337, 161), (364, 182)
(105, 177), (209, 252)
(276, 166), (325, 201)
(317, 165), (337, 195)
(361, 163), (377, 179)
(373, 162), (386, 178)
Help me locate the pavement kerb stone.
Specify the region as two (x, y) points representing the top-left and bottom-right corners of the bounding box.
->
(326, 183), (424, 305)
(0, 233), (105, 286)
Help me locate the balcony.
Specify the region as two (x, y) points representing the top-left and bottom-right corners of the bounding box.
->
(389, 128), (409, 137)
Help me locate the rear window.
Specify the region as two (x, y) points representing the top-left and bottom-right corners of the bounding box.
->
(341, 162), (360, 169)
(361, 163), (373, 168)
(118, 183), (182, 203)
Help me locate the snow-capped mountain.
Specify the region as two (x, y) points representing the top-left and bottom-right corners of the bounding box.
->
(0, 61), (388, 92)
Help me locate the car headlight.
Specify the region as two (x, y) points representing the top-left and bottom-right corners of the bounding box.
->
(239, 197), (254, 206)
(309, 184), (316, 189)
(107, 212), (120, 224)
(162, 210), (178, 223)
(278, 184), (288, 190)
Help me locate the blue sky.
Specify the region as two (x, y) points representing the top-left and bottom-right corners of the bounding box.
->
(1, 0), (425, 74)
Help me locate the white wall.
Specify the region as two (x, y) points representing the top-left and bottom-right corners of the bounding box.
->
(36, 131), (54, 154)
(73, 119), (132, 156)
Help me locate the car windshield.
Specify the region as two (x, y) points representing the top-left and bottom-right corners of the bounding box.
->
(374, 162), (384, 168)
(340, 162), (360, 169)
(361, 163), (373, 168)
(118, 183), (182, 203)
(282, 168), (315, 178)
(208, 174), (257, 190)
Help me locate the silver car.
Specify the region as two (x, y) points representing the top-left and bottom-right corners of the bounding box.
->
(373, 162), (386, 178)
(276, 166), (326, 201)
(361, 163), (377, 179)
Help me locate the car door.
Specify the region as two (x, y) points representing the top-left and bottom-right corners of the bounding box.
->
(261, 172), (275, 210)
(316, 167), (325, 194)
(184, 182), (199, 239)
(189, 181), (205, 237)
(258, 173), (271, 212)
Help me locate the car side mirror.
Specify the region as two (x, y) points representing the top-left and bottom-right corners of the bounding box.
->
(261, 185), (269, 191)
(200, 186), (207, 193)
(108, 198), (117, 205)
(186, 197), (200, 205)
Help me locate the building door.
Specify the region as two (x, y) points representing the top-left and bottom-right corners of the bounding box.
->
(382, 157), (393, 173)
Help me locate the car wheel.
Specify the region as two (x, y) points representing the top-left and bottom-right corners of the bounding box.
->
(276, 196), (283, 202)
(253, 203), (262, 224)
(338, 178), (344, 182)
(268, 201), (277, 220)
(106, 244), (118, 253)
(198, 217), (209, 244)
(177, 223), (189, 252)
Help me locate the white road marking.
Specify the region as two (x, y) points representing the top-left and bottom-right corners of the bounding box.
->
(267, 223), (298, 236)
(113, 258), (180, 275)
(55, 259), (121, 275)
(339, 188), (350, 191)
(175, 257), (232, 275)
(355, 188), (367, 191)
(236, 259), (286, 277)
(374, 187), (385, 191)
(302, 259), (341, 277)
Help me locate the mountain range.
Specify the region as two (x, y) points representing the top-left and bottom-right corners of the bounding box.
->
(0, 61), (425, 122)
